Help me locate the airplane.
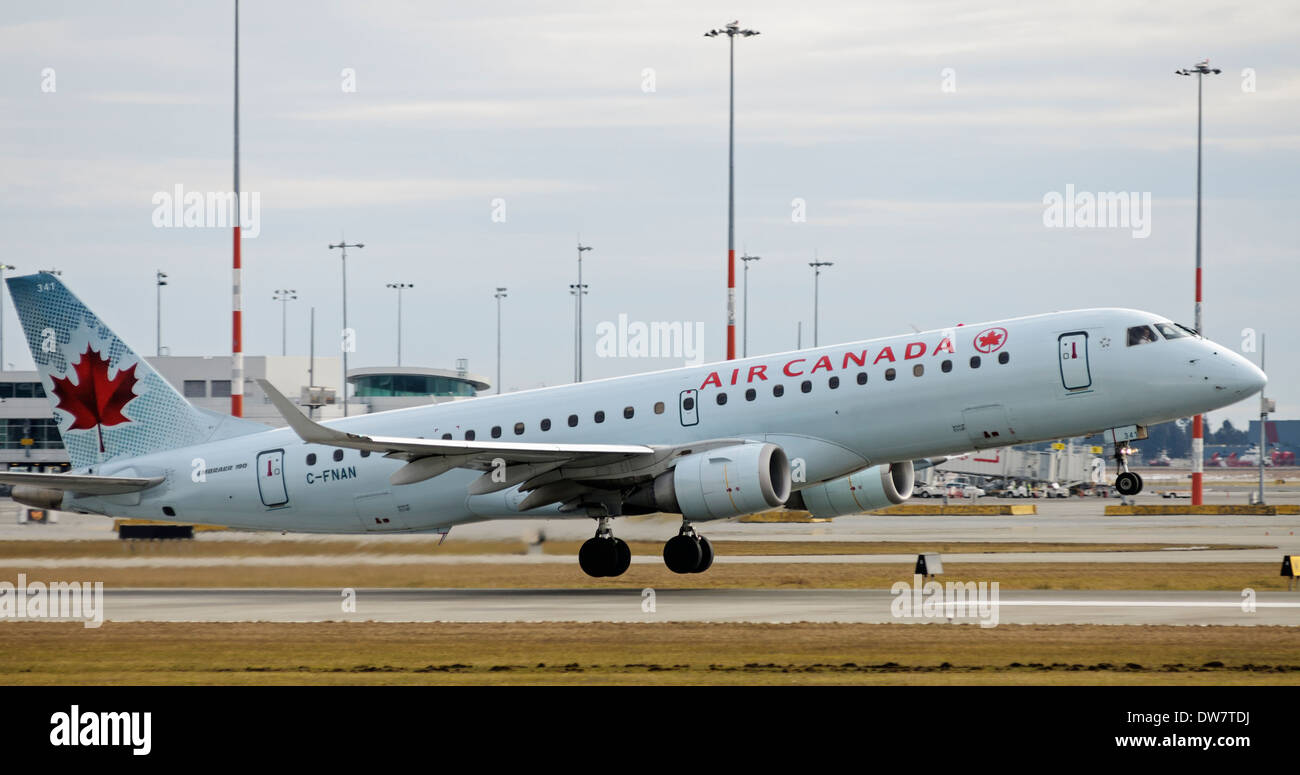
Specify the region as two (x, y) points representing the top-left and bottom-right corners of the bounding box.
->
(0, 272), (1266, 577)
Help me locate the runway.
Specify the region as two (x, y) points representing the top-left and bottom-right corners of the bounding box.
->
(49, 587), (1300, 626)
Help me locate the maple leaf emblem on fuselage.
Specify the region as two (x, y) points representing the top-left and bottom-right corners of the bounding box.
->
(973, 327), (1008, 354)
(50, 344), (139, 453)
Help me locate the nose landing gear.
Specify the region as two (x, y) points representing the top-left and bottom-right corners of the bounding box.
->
(578, 518), (632, 578)
(1113, 445), (1144, 496)
(663, 522), (715, 574)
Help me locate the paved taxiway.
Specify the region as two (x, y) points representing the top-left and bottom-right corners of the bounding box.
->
(54, 588), (1300, 626)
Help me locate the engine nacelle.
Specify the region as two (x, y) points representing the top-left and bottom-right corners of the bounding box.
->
(11, 485), (66, 511)
(649, 443), (791, 520)
(789, 461), (914, 517)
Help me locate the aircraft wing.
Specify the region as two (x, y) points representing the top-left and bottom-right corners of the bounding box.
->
(0, 471), (164, 495)
(257, 380), (739, 501)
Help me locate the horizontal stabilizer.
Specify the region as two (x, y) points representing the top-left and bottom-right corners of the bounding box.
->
(0, 471), (163, 495)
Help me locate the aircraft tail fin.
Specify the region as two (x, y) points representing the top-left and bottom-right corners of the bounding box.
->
(6, 272), (223, 469)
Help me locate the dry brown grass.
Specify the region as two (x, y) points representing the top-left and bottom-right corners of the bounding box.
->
(0, 538), (1261, 560)
(2, 621), (1296, 685)
(0, 561), (1288, 591)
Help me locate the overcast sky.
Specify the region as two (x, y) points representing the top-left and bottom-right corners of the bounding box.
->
(3, 1), (1296, 428)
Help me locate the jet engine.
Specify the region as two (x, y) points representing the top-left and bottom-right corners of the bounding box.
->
(786, 461), (914, 517)
(636, 442), (791, 520)
(11, 486), (66, 511)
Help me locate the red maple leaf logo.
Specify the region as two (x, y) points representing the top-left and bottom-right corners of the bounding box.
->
(973, 327), (1008, 353)
(50, 344), (139, 453)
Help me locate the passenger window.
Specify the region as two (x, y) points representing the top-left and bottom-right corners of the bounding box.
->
(491, 426), (502, 438)
(306, 453), (316, 466)
(912, 364), (923, 377)
(970, 356), (981, 369)
(941, 360), (952, 373)
(360, 450), (370, 458)
(624, 406), (634, 419)
(568, 414), (578, 427)
(745, 388), (756, 401)
(856, 372), (867, 385)
(716, 393), (728, 405)
(1127, 325), (1159, 346)
(682, 397), (695, 411)
(885, 368), (896, 381)
(514, 422), (525, 435)
(828, 376), (840, 389)
(333, 449), (344, 462)
(800, 380), (812, 393)
(465, 430), (476, 440)
(998, 352), (1009, 365)
(654, 402), (665, 414)
(773, 384), (785, 397)
(594, 411), (605, 423)
(540, 418), (551, 431)
(441, 433), (452, 440)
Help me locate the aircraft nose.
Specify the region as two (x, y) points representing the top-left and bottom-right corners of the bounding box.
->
(1213, 347), (1267, 398)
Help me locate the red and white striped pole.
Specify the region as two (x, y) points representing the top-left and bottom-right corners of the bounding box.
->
(231, 0), (243, 417)
(1178, 60), (1220, 505)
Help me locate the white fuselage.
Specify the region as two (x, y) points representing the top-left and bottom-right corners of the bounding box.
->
(70, 308), (1264, 532)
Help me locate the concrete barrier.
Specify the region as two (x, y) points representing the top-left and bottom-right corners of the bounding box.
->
(113, 518), (229, 532)
(1104, 504), (1299, 516)
(870, 504), (1037, 516)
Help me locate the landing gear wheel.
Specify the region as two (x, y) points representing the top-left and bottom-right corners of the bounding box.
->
(692, 536), (714, 573)
(664, 534), (703, 574)
(579, 537), (618, 578)
(610, 537), (632, 577)
(1115, 471), (1143, 496)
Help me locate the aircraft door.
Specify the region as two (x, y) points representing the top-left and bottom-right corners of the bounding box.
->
(1058, 332), (1092, 391)
(256, 449), (289, 507)
(679, 389), (699, 426)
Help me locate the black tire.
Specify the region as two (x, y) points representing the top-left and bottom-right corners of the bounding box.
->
(610, 538), (632, 577)
(918, 491), (930, 498)
(693, 536), (714, 573)
(579, 537), (616, 577)
(1115, 471), (1141, 496)
(664, 534), (702, 574)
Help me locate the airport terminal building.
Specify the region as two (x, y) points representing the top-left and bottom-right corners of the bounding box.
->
(0, 358), (489, 471)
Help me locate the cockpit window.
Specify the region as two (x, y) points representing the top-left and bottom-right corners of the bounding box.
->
(1154, 322), (1187, 340)
(1174, 322), (1200, 338)
(1127, 325), (1159, 346)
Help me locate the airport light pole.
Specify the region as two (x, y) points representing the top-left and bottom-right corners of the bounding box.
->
(155, 271), (168, 357)
(329, 240), (364, 416)
(1258, 334), (1271, 505)
(809, 259), (833, 347)
(494, 287), (507, 394)
(1176, 59), (1220, 506)
(272, 289), (297, 356)
(0, 263), (16, 371)
(741, 252), (760, 357)
(705, 21), (759, 362)
(574, 243), (592, 382)
(386, 282), (413, 366)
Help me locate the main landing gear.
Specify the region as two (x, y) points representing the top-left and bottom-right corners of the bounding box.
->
(578, 518), (632, 578)
(1113, 445), (1144, 496)
(577, 518), (716, 577)
(663, 522), (714, 574)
